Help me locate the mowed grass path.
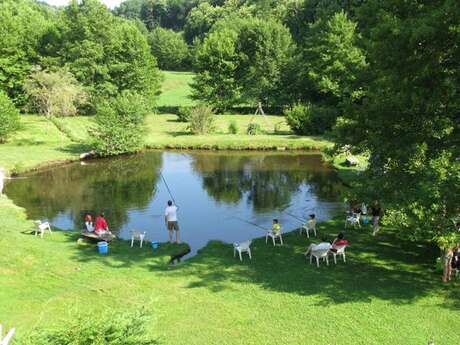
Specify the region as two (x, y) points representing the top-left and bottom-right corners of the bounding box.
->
(157, 71), (195, 107)
(1, 196), (459, 344)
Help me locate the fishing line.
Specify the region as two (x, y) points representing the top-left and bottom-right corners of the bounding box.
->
(231, 216), (267, 231)
(160, 171), (177, 206)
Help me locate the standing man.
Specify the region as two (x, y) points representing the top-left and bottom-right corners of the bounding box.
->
(370, 201), (382, 236)
(165, 200), (180, 243)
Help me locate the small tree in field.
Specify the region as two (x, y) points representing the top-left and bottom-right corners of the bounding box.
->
(187, 105), (216, 135)
(92, 91), (149, 156)
(25, 68), (87, 117)
(0, 91), (20, 143)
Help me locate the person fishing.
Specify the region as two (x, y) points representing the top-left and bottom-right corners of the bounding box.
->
(165, 200), (180, 243)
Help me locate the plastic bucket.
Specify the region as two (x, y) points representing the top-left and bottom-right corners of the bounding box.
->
(363, 217), (369, 225)
(151, 241), (159, 250)
(97, 241), (108, 255)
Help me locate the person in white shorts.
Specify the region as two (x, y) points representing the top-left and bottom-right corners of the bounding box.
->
(165, 200), (180, 243)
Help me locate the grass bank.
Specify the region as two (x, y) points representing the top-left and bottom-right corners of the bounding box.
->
(1, 195), (459, 344)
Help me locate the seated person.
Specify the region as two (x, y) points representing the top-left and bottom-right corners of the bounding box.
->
(270, 218), (281, 236)
(304, 237), (331, 256)
(331, 233), (349, 252)
(94, 213), (110, 235)
(84, 213), (94, 232)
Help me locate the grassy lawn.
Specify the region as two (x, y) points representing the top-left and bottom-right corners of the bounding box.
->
(0, 115), (88, 174)
(157, 71), (195, 107)
(1, 195), (459, 344)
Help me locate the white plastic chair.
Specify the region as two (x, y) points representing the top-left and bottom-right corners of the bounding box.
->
(310, 248), (330, 267)
(34, 220), (52, 238)
(329, 245), (347, 264)
(233, 240), (252, 261)
(266, 229), (283, 246)
(130, 230), (146, 248)
(0, 324), (15, 345)
(300, 220), (317, 238)
(345, 213), (360, 228)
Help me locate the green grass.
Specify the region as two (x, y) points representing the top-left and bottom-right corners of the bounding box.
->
(144, 114), (332, 150)
(157, 71), (195, 107)
(1, 195), (459, 344)
(0, 115), (89, 174)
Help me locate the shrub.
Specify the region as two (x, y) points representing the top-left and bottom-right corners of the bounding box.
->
(0, 91), (20, 143)
(187, 105), (216, 135)
(92, 91), (148, 156)
(25, 68), (87, 117)
(177, 106), (192, 122)
(20, 309), (158, 345)
(247, 122), (262, 135)
(228, 121), (238, 134)
(285, 103), (337, 135)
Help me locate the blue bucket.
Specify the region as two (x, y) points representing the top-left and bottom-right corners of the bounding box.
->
(151, 241), (159, 250)
(97, 241), (108, 255)
(363, 217), (369, 225)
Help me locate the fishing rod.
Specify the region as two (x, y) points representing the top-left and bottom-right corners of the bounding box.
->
(232, 216), (268, 231)
(160, 171), (177, 206)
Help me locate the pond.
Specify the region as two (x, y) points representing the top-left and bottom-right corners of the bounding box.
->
(5, 151), (345, 257)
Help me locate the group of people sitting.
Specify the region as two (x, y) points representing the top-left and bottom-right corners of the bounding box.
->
(84, 213), (111, 237)
(265, 214), (349, 259)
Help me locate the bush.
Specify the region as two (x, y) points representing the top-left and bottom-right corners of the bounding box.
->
(177, 106), (192, 122)
(0, 91), (20, 143)
(20, 309), (158, 345)
(285, 103), (338, 135)
(247, 122), (262, 135)
(25, 68), (87, 117)
(92, 91), (148, 156)
(228, 121), (238, 134)
(187, 105), (216, 135)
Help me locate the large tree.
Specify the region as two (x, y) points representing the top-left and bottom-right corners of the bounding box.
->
(337, 0), (460, 249)
(192, 17), (293, 110)
(0, 0), (52, 105)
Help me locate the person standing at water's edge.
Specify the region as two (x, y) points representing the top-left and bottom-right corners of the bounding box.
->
(165, 200), (180, 243)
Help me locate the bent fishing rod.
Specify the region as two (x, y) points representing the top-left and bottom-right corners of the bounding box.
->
(232, 216), (268, 231)
(160, 171), (178, 206)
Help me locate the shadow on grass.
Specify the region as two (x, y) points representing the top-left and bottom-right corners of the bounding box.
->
(58, 143), (92, 154)
(63, 218), (459, 309)
(165, 131), (192, 137)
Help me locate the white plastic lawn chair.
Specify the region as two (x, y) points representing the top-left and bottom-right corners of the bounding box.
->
(345, 213), (360, 228)
(0, 324), (15, 345)
(300, 220), (317, 238)
(266, 229), (283, 246)
(130, 230), (146, 248)
(329, 245), (347, 264)
(310, 248), (330, 267)
(233, 240), (252, 261)
(34, 220), (52, 238)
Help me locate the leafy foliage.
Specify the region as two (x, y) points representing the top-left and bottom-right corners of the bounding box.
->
(0, 91), (20, 143)
(285, 103), (337, 135)
(187, 105), (216, 135)
(21, 309), (158, 345)
(228, 120), (238, 134)
(0, 0), (51, 105)
(92, 91), (148, 156)
(336, 0), (460, 242)
(148, 27), (190, 70)
(53, 0), (161, 110)
(247, 122), (262, 135)
(192, 17), (293, 110)
(177, 106), (192, 122)
(25, 68), (87, 117)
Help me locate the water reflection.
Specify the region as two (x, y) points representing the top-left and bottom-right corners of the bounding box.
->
(5, 151), (344, 256)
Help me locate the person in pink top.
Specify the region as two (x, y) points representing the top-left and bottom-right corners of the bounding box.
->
(331, 233), (348, 252)
(94, 213), (109, 234)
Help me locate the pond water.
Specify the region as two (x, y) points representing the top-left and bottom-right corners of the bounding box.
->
(5, 151), (345, 256)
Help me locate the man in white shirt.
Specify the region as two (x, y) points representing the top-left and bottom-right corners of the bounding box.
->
(165, 200), (180, 243)
(304, 237), (331, 256)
